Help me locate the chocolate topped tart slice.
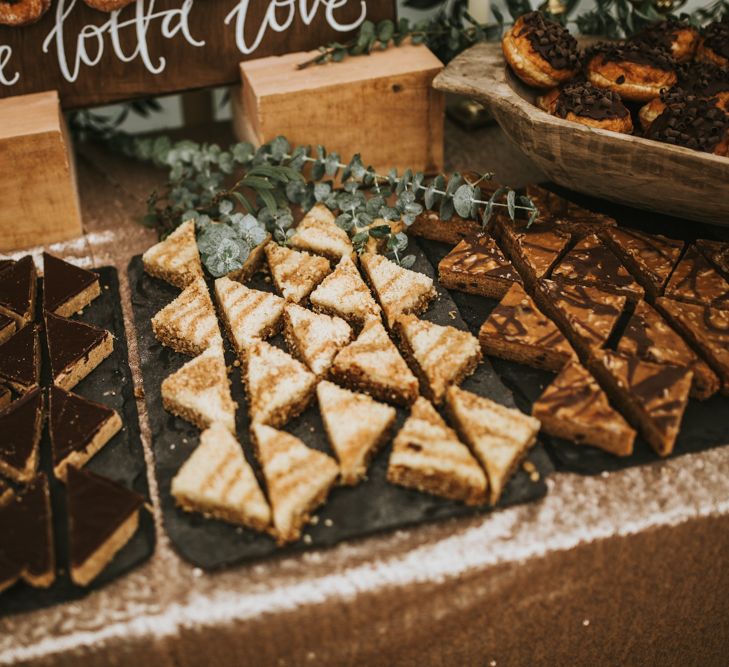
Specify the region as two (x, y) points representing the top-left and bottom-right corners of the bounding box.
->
(525, 185), (617, 234)
(0, 255), (36, 327)
(479, 283), (575, 372)
(0, 323), (40, 394)
(0, 312), (15, 346)
(49, 386), (122, 481)
(617, 300), (719, 400)
(0, 388), (43, 483)
(664, 245), (729, 309)
(46, 311), (114, 391)
(42, 253), (101, 317)
(695, 239), (729, 281)
(438, 233), (522, 299)
(589, 350), (692, 457)
(551, 234), (645, 301)
(66, 465), (144, 586)
(602, 228), (684, 298)
(0, 474), (55, 592)
(532, 361), (636, 457)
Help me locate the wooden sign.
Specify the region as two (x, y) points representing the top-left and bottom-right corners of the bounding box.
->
(0, 0), (395, 109)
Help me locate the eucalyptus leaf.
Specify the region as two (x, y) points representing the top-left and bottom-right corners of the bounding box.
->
(453, 184), (475, 218)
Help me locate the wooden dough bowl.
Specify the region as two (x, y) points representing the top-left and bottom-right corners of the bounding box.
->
(433, 41), (729, 227)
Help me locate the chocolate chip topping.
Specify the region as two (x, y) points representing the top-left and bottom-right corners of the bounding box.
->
(702, 16), (729, 60)
(676, 61), (729, 98)
(634, 17), (695, 52)
(588, 40), (676, 72)
(517, 11), (579, 71)
(647, 97), (729, 153)
(555, 81), (630, 120)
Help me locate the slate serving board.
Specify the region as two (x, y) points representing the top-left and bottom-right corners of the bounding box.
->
(0, 268), (155, 617)
(128, 242), (553, 570)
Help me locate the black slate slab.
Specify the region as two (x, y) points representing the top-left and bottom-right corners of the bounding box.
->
(128, 242), (553, 570)
(0, 267), (154, 617)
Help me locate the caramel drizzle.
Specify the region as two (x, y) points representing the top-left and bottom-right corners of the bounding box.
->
(623, 356), (687, 431)
(616, 228), (681, 274)
(444, 237), (519, 280)
(486, 301), (565, 347)
(537, 372), (612, 420)
(557, 240), (636, 288)
(669, 248), (729, 304)
(548, 283), (621, 344)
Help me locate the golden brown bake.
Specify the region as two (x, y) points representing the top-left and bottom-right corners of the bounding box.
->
(0, 0), (50, 26)
(696, 17), (729, 69)
(646, 97), (729, 156)
(502, 11), (580, 89)
(634, 18), (700, 64)
(82, 0), (135, 10)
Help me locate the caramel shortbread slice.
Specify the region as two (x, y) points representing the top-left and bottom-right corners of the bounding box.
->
(42, 252), (101, 317)
(0, 255), (36, 328)
(0, 324), (40, 395)
(244, 340), (316, 427)
(360, 253), (436, 328)
(407, 208), (481, 245)
(214, 277), (284, 356)
(289, 204), (354, 262)
(695, 239), (729, 281)
(479, 283), (575, 372)
(0, 388), (43, 483)
(317, 380), (396, 485)
(664, 245), (729, 309)
(282, 303), (352, 378)
(152, 277), (222, 356)
(329, 319), (419, 406)
(617, 300), (719, 400)
(438, 233), (522, 299)
(526, 185), (617, 234)
(251, 423), (339, 543)
(309, 256), (382, 326)
(445, 386), (540, 504)
(265, 242), (331, 304)
(532, 361), (635, 457)
(0, 313), (15, 346)
(395, 314), (481, 405)
(161, 345), (236, 433)
(171, 422), (271, 531)
(387, 397), (487, 505)
(589, 350), (692, 457)
(142, 220), (204, 289)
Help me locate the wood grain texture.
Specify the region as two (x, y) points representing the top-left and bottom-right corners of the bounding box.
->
(236, 44), (445, 175)
(433, 42), (729, 227)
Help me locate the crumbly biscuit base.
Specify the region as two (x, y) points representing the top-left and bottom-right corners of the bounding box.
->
(142, 261), (199, 291)
(54, 335), (114, 391)
(478, 334), (572, 373)
(407, 217), (481, 245)
(387, 464), (487, 506)
(151, 320), (207, 357)
(438, 270), (516, 300)
(274, 480), (335, 545)
(174, 496), (270, 533)
(328, 366), (418, 407)
(52, 282), (102, 319)
(53, 412), (122, 482)
(533, 410), (633, 457)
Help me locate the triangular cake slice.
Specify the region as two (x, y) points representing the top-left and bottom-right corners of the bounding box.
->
(695, 238), (729, 280)
(0, 255), (36, 327)
(0, 324), (40, 394)
(360, 253), (437, 327)
(171, 422), (271, 531)
(49, 386), (122, 481)
(0, 388), (43, 483)
(387, 397), (487, 505)
(244, 340), (317, 427)
(0, 474), (55, 592)
(289, 204), (355, 262)
(664, 245), (729, 309)
(317, 380), (396, 485)
(395, 314), (482, 405)
(214, 276), (284, 356)
(46, 312), (114, 391)
(0, 312), (16, 346)
(532, 361), (636, 457)
(151, 277), (222, 356)
(329, 318), (419, 406)
(589, 350), (692, 457)
(445, 386), (540, 504)
(309, 255), (382, 326)
(142, 220), (204, 289)
(252, 423), (338, 543)
(42, 252), (101, 317)
(264, 242), (331, 303)
(161, 345), (236, 433)
(66, 466), (144, 586)
(282, 303), (352, 377)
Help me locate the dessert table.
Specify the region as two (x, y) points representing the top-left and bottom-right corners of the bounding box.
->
(1, 120), (728, 667)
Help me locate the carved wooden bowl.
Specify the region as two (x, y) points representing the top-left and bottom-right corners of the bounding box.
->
(433, 41), (729, 227)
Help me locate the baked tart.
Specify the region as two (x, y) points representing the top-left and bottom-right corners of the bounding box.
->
(0, 0), (50, 26)
(633, 18), (700, 64)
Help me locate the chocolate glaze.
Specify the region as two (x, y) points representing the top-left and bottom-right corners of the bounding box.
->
(606, 227), (683, 288)
(555, 81), (630, 120)
(0, 260), (13, 274)
(635, 17), (696, 52)
(42, 253), (99, 314)
(695, 239), (729, 279)
(0, 324), (39, 388)
(588, 40), (675, 72)
(517, 11), (579, 71)
(647, 97), (729, 153)
(45, 311), (110, 378)
(536, 362), (614, 420)
(441, 234), (522, 282)
(0, 388), (42, 471)
(703, 17), (729, 60)
(0, 256), (36, 321)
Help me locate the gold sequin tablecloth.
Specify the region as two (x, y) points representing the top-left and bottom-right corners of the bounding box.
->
(2, 123), (729, 667)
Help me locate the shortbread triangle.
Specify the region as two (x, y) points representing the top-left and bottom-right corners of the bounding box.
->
(388, 397), (487, 505)
(289, 204), (355, 262)
(244, 340), (317, 427)
(161, 345), (236, 433)
(309, 256), (382, 326)
(395, 314), (482, 404)
(214, 277), (284, 356)
(152, 277), (222, 356)
(171, 422), (271, 531)
(360, 253), (436, 327)
(142, 220), (204, 289)
(330, 319), (419, 406)
(317, 380), (396, 484)
(252, 423), (338, 543)
(264, 242), (331, 303)
(445, 386), (541, 504)
(283, 303), (352, 377)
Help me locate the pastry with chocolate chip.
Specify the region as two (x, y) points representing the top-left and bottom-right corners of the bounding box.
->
(586, 41), (677, 102)
(502, 11), (580, 89)
(633, 17), (700, 64)
(646, 97), (729, 156)
(696, 17), (729, 69)
(537, 80), (633, 133)
(0, 0), (50, 26)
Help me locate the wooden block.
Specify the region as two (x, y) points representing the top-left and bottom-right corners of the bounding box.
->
(236, 45), (445, 175)
(0, 91), (82, 251)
